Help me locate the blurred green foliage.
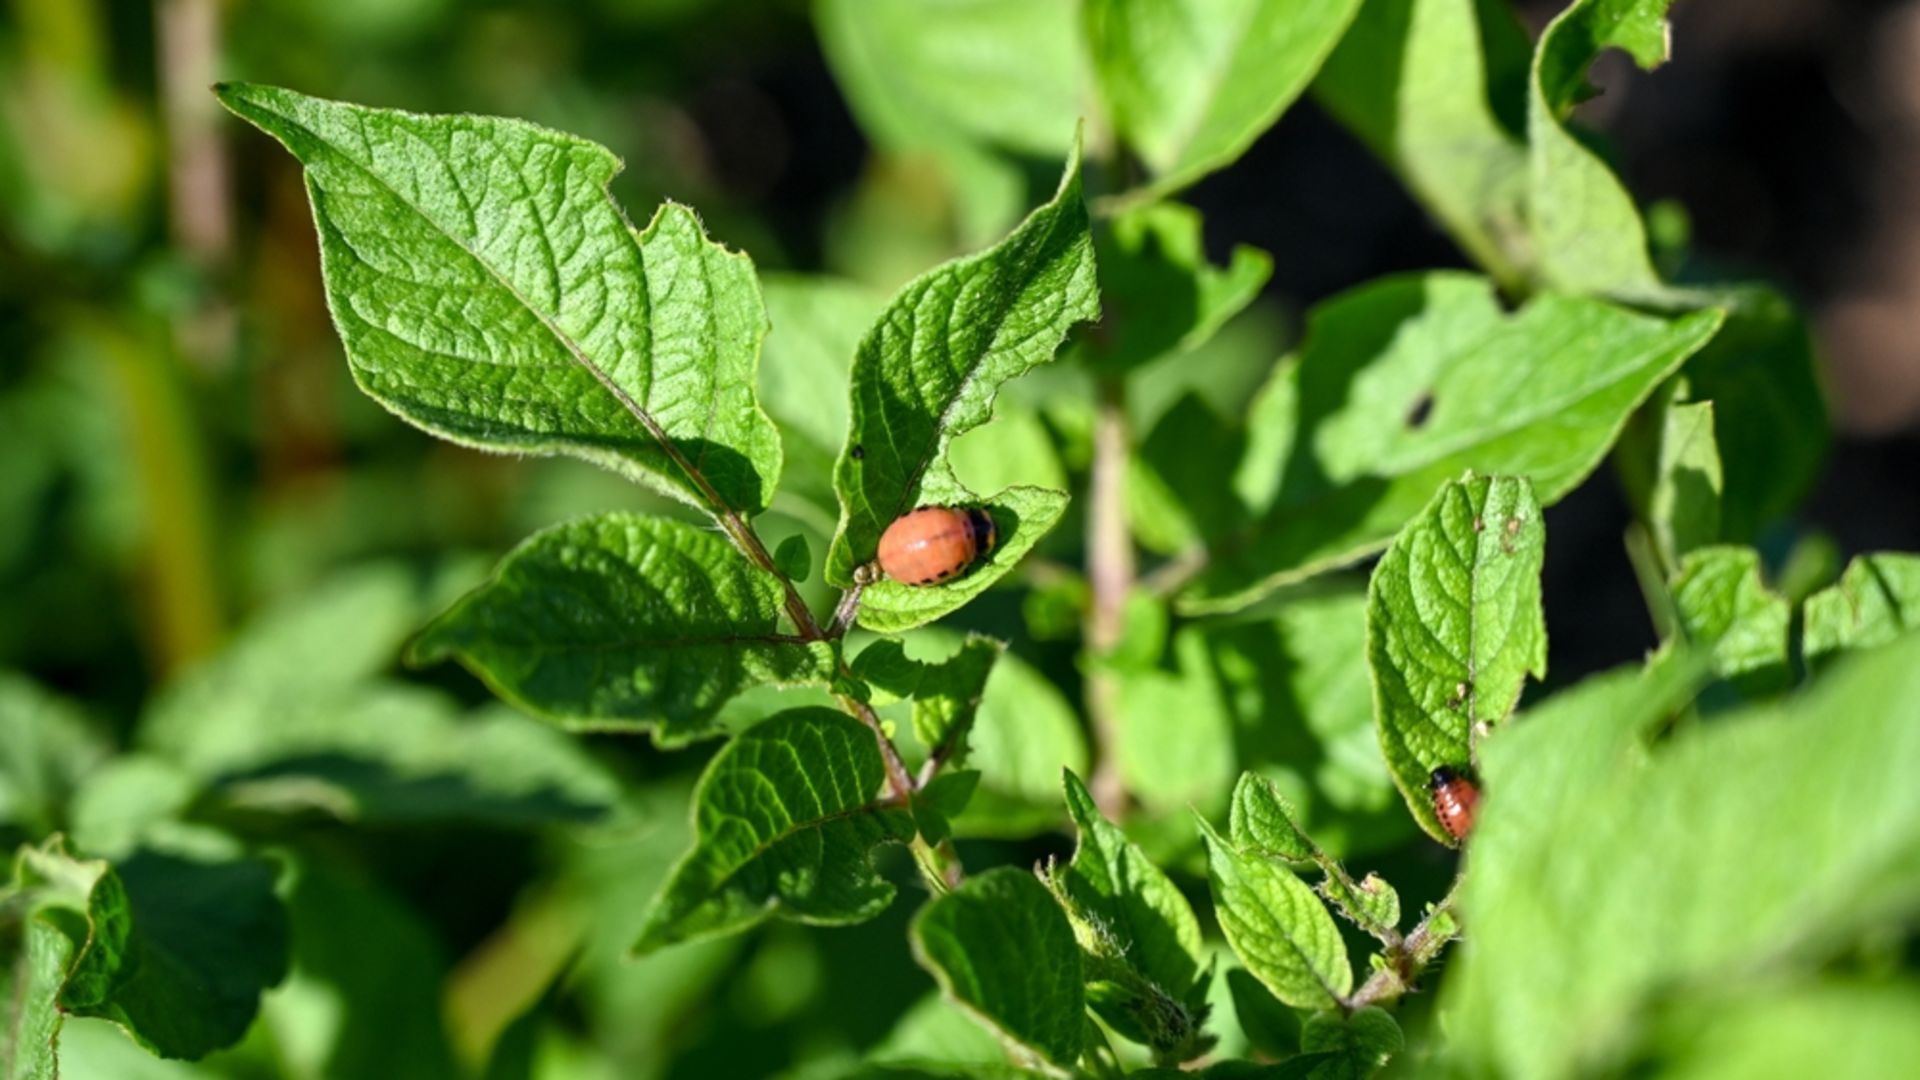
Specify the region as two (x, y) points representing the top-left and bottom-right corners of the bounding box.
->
(2, 1), (1916, 1078)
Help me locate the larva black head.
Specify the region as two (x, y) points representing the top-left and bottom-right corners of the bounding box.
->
(964, 508), (997, 558)
(1429, 765), (1461, 789)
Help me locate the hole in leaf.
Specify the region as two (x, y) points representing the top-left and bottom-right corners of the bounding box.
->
(1405, 392), (1435, 429)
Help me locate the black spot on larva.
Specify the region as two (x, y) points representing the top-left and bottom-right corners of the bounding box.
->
(850, 444), (865, 460)
(1406, 391), (1435, 429)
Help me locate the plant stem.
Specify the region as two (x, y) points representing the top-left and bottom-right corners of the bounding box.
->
(1085, 375), (1135, 817)
(839, 693), (916, 803)
(158, 0), (237, 374)
(1346, 875), (1466, 1010)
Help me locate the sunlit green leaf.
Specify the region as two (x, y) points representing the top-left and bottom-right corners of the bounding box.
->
(1526, 0), (1671, 298)
(218, 83), (783, 516)
(1197, 816), (1350, 1010)
(954, 644), (1090, 838)
(760, 273), (885, 517)
(1669, 547), (1790, 694)
(1633, 396), (1723, 570)
(1114, 628), (1238, 815)
(1803, 553), (1920, 672)
(1229, 774), (1400, 941)
(1367, 474), (1545, 844)
(1444, 639), (1920, 1077)
(1642, 983), (1920, 1080)
(1315, 0), (1533, 290)
(413, 513), (833, 746)
(1188, 273), (1719, 613)
(1087, 0), (1367, 198)
(634, 708), (915, 955)
(815, 0), (1083, 159)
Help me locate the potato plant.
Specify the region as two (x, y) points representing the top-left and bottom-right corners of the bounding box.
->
(4, 1), (1918, 1078)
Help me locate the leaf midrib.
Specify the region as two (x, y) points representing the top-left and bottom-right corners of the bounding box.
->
(246, 93), (740, 516)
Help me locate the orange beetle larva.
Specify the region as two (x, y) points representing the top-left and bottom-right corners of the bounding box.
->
(1429, 766), (1480, 843)
(876, 507), (997, 587)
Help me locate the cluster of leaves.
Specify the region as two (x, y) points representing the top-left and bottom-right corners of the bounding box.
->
(6, 1), (1920, 1078)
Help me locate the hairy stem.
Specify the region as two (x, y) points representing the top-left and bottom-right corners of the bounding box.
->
(1085, 376), (1135, 817)
(1346, 875), (1465, 1010)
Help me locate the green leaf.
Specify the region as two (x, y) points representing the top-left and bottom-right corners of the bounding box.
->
(1045, 770), (1207, 1060)
(1188, 273), (1721, 613)
(1367, 474), (1545, 844)
(41, 1019), (225, 1080)
(1442, 638), (1920, 1077)
(1638, 396), (1723, 570)
(773, 534), (813, 584)
(126, 563), (615, 829)
(216, 82), (782, 516)
(634, 708), (915, 955)
(143, 562), (459, 746)
(815, 0), (1083, 160)
(2, 839), (289, 1066)
(1526, 0), (1672, 298)
(826, 149), (1096, 625)
(1224, 968), (1301, 1060)
(955, 645), (1090, 838)
(1314, 0), (1533, 290)
(1230, 586), (1405, 852)
(852, 636), (1003, 764)
(412, 513), (833, 746)
(1682, 287), (1826, 541)
(913, 770), (982, 845)
(1804, 553), (1920, 672)
(1318, 3), (1824, 537)
(1229, 772), (1315, 862)
(1196, 816), (1351, 1010)
(1114, 629), (1239, 815)
(267, 857), (460, 1080)
(205, 691), (619, 828)
(1130, 393), (1248, 557)
(1669, 547), (1790, 694)
(1091, 202), (1271, 371)
(868, 992), (1027, 1075)
(1115, 584), (1404, 852)
(1300, 1007), (1403, 1078)
(760, 274), (885, 516)
(909, 867), (1085, 1072)
(815, 0), (1083, 246)
(1642, 983), (1920, 1080)
(1229, 774), (1399, 940)
(0, 676), (107, 843)
(1087, 0), (1368, 199)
